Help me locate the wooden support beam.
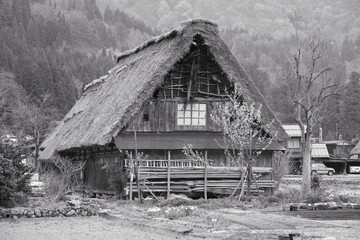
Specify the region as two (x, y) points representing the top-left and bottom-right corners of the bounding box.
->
(187, 59), (196, 103)
(129, 151), (133, 201)
(167, 151), (171, 199)
(204, 150), (208, 200)
(134, 127), (143, 203)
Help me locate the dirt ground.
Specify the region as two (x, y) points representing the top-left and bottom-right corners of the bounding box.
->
(1, 205), (360, 240)
(0, 216), (197, 240)
(2, 178), (360, 240)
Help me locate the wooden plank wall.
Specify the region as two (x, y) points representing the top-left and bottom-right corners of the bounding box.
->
(72, 147), (124, 191)
(126, 100), (224, 133)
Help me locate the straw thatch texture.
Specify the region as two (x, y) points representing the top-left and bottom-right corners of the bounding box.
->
(350, 141), (360, 156)
(39, 19), (287, 160)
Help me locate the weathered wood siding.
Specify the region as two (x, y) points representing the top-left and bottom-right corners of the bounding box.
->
(253, 150), (273, 168)
(70, 147), (124, 191)
(125, 38), (232, 133)
(126, 100), (225, 132)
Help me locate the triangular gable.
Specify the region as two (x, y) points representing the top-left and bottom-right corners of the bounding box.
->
(39, 19), (288, 160)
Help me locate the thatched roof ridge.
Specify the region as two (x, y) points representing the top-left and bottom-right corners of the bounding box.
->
(115, 19), (217, 63)
(116, 29), (179, 62)
(83, 75), (108, 92)
(39, 19), (287, 160)
(350, 141), (360, 156)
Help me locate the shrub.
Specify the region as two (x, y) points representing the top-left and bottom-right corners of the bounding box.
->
(163, 206), (196, 220)
(0, 143), (32, 207)
(42, 155), (85, 202)
(0, 157), (17, 207)
(206, 212), (230, 230)
(304, 186), (329, 204)
(338, 194), (351, 203)
(146, 207), (163, 217)
(273, 150), (294, 188)
(275, 187), (303, 203)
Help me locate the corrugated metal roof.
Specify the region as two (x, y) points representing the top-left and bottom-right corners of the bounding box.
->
(312, 143), (330, 158)
(322, 140), (351, 145)
(282, 124), (307, 138)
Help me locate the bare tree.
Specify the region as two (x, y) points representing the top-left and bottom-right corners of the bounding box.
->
(184, 86), (275, 199)
(42, 155), (85, 202)
(283, 38), (341, 194)
(15, 93), (57, 169)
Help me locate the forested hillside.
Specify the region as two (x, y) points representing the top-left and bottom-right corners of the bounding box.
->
(1, 0), (360, 142)
(0, 0), (157, 135)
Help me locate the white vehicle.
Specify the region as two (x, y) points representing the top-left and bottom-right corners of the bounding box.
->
(350, 166), (360, 174)
(311, 163), (335, 176)
(29, 173), (44, 192)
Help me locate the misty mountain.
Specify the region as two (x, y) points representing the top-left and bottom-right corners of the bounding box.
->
(1, 0), (360, 140)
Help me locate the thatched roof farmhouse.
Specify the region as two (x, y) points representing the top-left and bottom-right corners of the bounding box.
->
(38, 19), (289, 194)
(40, 19), (287, 161)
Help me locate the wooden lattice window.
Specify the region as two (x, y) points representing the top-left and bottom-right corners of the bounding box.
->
(155, 35), (232, 100)
(95, 156), (119, 165)
(177, 103), (206, 126)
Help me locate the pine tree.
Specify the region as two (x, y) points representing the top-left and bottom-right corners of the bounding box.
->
(104, 6), (114, 24)
(26, 19), (40, 47)
(341, 72), (360, 140)
(101, 46), (107, 58)
(341, 36), (356, 61)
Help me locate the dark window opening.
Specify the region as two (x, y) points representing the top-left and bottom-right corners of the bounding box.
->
(143, 113), (149, 122)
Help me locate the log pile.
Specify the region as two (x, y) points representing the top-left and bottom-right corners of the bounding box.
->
(127, 166), (274, 197)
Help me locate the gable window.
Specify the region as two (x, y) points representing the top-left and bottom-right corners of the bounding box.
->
(177, 103), (206, 126)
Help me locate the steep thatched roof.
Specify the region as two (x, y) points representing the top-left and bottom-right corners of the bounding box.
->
(350, 141), (360, 156)
(39, 19), (288, 160)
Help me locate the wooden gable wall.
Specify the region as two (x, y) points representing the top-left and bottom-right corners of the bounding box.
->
(125, 101), (225, 132)
(126, 35), (233, 133)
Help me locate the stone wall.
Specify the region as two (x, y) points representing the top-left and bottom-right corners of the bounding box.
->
(0, 199), (98, 219)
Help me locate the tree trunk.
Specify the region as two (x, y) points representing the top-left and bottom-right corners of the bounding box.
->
(35, 132), (40, 171)
(302, 133), (312, 195)
(246, 164), (251, 196)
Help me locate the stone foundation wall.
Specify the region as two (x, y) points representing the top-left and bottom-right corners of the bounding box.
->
(0, 199), (99, 219)
(0, 206), (97, 219)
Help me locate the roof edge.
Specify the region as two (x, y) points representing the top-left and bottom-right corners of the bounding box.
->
(115, 18), (218, 63)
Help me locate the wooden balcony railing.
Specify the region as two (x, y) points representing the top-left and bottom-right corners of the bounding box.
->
(125, 158), (211, 168)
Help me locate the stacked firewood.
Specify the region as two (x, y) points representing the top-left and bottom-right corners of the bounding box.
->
(127, 166), (274, 197)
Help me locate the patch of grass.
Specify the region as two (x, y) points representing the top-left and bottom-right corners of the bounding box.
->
(157, 194), (198, 207)
(146, 205), (197, 220)
(205, 212), (231, 230)
(304, 187), (329, 204)
(274, 187), (303, 203)
(164, 206), (195, 220)
(197, 197), (246, 210)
